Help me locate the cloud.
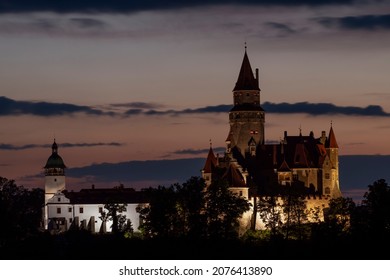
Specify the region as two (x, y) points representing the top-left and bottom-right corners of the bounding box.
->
(262, 102), (390, 117)
(0, 1), (355, 14)
(20, 155), (389, 203)
(0, 96), (113, 117)
(317, 14), (390, 30)
(171, 146), (225, 155)
(123, 102), (390, 117)
(264, 22), (297, 36)
(110, 102), (164, 109)
(0, 142), (123, 151)
(69, 18), (107, 29)
(67, 158), (206, 185)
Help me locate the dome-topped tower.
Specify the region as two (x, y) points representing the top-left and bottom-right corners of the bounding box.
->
(44, 140), (66, 174)
(44, 139), (66, 229)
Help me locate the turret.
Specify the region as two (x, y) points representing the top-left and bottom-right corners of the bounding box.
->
(44, 139), (66, 229)
(228, 47), (265, 158)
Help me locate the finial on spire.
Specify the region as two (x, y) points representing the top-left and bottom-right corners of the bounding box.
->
(209, 139), (212, 148)
(330, 120), (333, 127)
(244, 41), (247, 51)
(299, 125), (302, 136)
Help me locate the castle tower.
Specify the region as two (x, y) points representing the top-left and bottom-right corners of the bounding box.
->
(324, 125), (342, 198)
(44, 139), (66, 229)
(228, 47), (264, 159)
(202, 143), (217, 186)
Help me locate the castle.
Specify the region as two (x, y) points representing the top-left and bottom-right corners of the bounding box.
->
(201, 48), (342, 231)
(43, 140), (148, 233)
(43, 48), (342, 233)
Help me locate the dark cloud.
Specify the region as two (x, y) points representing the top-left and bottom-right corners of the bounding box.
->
(67, 158), (206, 184)
(124, 104), (231, 116)
(0, 96), (113, 117)
(123, 102), (390, 117)
(265, 22), (297, 36)
(69, 18), (107, 29)
(0, 142), (123, 150)
(43, 155), (390, 203)
(2, 97), (389, 118)
(262, 102), (390, 117)
(171, 146), (225, 155)
(111, 102), (164, 109)
(0, 1), (355, 14)
(318, 14), (390, 30)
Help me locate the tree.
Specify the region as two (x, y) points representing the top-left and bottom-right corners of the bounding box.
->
(361, 179), (390, 238)
(0, 177), (44, 246)
(99, 202), (128, 235)
(282, 188), (308, 240)
(257, 195), (283, 239)
(137, 185), (179, 238)
(204, 178), (251, 239)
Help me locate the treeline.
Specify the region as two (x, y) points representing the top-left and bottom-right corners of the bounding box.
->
(1, 176), (390, 259)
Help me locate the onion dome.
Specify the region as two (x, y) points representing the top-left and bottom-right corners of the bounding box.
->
(44, 140), (66, 169)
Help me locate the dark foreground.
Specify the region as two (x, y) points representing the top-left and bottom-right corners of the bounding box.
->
(1, 231), (389, 260)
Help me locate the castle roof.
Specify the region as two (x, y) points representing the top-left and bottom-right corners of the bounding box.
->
(233, 50), (260, 91)
(223, 164), (246, 188)
(44, 140), (66, 169)
(63, 188), (149, 205)
(326, 126), (339, 148)
(203, 146), (217, 173)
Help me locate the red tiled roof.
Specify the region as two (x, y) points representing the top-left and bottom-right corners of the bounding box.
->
(203, 146), (217, 173)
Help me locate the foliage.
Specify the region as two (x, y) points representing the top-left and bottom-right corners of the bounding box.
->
(0, 177), (44, 246)
(361, 178), (390, 238)
(204, 177), (251, 239)
(257, 195), (283, 238)
(137, 176), (250, 240)
(99, 201), (128, 235)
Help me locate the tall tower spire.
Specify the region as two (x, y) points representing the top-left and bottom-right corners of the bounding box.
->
(228, 47), (264, 159)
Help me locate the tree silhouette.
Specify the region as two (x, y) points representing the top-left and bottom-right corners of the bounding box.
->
(0, 177), (43, 246)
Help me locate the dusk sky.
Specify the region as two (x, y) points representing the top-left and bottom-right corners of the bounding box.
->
(1, 0), (390, 202)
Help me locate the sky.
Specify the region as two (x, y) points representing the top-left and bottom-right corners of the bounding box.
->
(0, 0), (390, 202)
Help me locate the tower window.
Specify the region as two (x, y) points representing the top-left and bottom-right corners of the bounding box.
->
(56, 207), (61, 214)
(239, 191), (243, 196)
(99, 207), (103, 213)
(57, 197), (61, 202)
(325, 173), (330, 179)
(79, 207), (84, 214)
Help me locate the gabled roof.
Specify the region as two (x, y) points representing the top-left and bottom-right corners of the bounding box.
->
(203, 146), (217, 173)
(278, 158), (291, 172)
(223, 164), (246, 188)
(326, 126), (338, 148)
(233, 51), (260, 91)
(63, 188), (149, 204)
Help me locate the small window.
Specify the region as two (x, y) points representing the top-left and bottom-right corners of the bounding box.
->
(54, 178), (57, 182)
(57, 197), (61, 202)
(325, 187), (331, 194)
(239, 191), (243, 196)
(98, 207), (103, 213)
(325, 173), (330, 179)
(79, 207), (84, 214)
(69, 218), (73, 224)
(68, 207), (72, 213)
(56, 207), (61, 214)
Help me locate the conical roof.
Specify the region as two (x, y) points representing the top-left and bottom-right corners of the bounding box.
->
(326, 126), (338, 148)
(233, 50), (260, 91)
